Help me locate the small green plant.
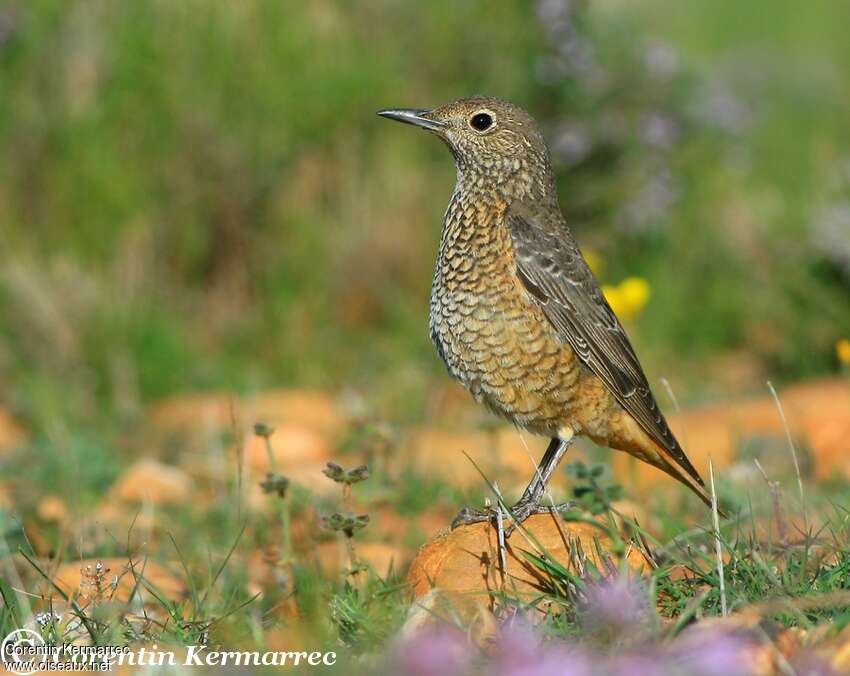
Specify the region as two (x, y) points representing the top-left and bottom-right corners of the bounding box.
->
(259, 472), (289, 499)
(254, 422), (292, 563)
(322, 461), (370, 487)
(567, 461), (624, 516)
(322, 461), (371, 577)
(322, 512), (370, 539)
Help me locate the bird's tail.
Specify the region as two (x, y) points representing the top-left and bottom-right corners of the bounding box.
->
(603, 415), (727, 518)
(651, 442), (728, 519)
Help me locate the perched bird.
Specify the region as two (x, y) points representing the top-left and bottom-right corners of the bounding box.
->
(378, 97), (713, 530)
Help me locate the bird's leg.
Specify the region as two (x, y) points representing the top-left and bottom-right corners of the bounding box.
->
(505, 435), (574, 529)
(450, 434), (574, 531)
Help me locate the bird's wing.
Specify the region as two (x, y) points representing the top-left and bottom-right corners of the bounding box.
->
(505, 199), (705, 488)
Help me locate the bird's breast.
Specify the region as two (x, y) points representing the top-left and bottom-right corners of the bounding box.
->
(429, 197), (582, 434)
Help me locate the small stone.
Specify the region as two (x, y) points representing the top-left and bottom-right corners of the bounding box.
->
(245, 424), (330, 473)
(149, 392), (234, 433)
(246, 389), (346, 438)
(111, 459), (193, 505)
(149, 389), (346, 440)
(37, 495), (69, 523)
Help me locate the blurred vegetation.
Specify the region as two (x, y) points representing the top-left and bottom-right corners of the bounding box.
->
(0, 0), (849, 430)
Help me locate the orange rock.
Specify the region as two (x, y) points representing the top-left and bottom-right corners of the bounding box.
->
(245, 424), (330, 473)
(782, 378), (850, 482)
(91, 501), (157, 536)
(37, 495), (69, 523)
(407, 513), (648, 609)
(246, 390), (346, 439)
(149, 392), (235, 433)
(110, 459), (193, 505)
(49, 557), (184, 604)
(150, 389), (346, 439)
(0, 408), (26, 455)
(401, 587), (498, 647)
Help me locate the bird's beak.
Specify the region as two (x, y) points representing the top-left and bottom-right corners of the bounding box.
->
(376, 108), (446, 132)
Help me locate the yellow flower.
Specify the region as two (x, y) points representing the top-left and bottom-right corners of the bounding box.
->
(603, 276), (651, 321)
(837, 338), (850, 366)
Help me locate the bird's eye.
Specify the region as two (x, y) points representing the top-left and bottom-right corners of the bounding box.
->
(469, 112), (493, 131)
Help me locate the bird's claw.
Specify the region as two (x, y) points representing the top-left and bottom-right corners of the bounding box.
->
(450, 506), (494, 529)
(450, 501), (576, 535)
(502, 501), (576, 536)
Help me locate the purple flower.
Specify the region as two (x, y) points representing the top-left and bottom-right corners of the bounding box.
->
(693, 86), (753, 134)
(497, 648), (593, 676)
(672, 627), (757, 676)
(581, 575), (648, 632)
(494, 617), (543, 665)
(606, 651), (670, 676)
(618, 167), (680, 234)
(489, 617), (593, 676)
(644, 42), (680, 80)
(642, 113), (680, 150)
(390, 627), (474, 676)
(552, 125), (592, 166)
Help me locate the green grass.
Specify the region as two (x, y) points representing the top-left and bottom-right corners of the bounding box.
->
(4, 426), (849, 671)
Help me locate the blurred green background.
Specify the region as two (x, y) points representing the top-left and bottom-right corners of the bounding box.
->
(1, 0), (849, 431)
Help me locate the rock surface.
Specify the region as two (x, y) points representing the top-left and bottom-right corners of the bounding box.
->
(407, 513), (648, 613)
(110, 459), (193, 505)
(150, 389), (346, 439)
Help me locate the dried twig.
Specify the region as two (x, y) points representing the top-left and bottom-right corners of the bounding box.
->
(754, 458), (787, 547)
(767, 381), (807, 532)
(709, 459), (727, 616)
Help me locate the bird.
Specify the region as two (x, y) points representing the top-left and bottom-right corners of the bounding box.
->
(377, 97), (714, 531)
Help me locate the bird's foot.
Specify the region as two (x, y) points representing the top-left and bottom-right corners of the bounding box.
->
(450, 500), (576, 535)
(450, 506), (495, 529)
(503, 499), (576, 537)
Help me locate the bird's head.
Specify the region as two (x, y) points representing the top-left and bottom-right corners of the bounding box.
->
(378, 97), (554, 199)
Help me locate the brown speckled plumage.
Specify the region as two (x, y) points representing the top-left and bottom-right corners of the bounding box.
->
(379, 97), (713, 525)
(431, 187), (582, 435)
